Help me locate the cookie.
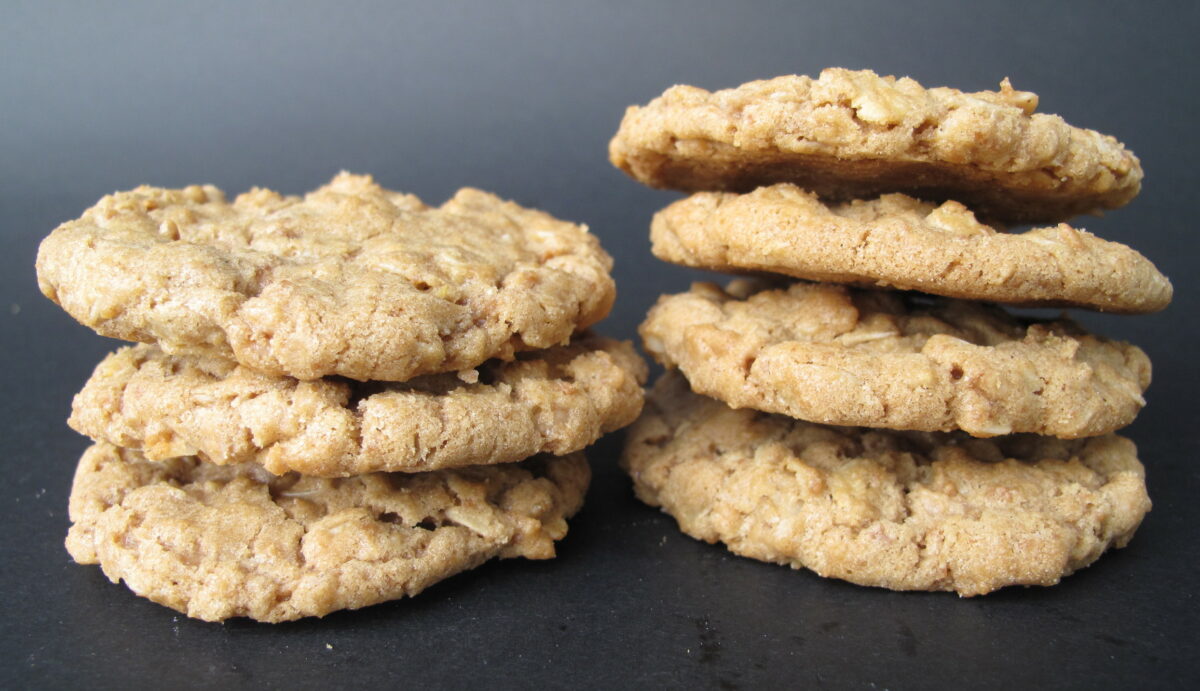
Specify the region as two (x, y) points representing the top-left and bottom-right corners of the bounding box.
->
(640, 281), (1150, 438)
(36, 172), (615, 381)
(652, 185), (1171, 314)
(623, 373), (1151, 596)
(69, 336), (647, 476)
(610, 68), (1141, 223)
(66, 442), (589, 622)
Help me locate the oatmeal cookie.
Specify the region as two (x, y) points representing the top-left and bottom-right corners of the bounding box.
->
(640, 281), (1150, 438)
(70, 337), (646, 476)
(622, 373), (1150, 596)
(66, 443), (589, 622)
(610, 69), (1141, 223)
(37, 173), (615, 381)
(651, 185), (1170, 313)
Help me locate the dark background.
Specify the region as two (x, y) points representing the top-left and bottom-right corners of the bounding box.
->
(3, 1), (1197, 688)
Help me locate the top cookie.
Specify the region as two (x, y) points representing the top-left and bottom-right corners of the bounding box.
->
(36, 173), (615, 381)
(651, 185), (1172, 314)
(641, 280), (1151, 438)
(610, 68), (1142, 223)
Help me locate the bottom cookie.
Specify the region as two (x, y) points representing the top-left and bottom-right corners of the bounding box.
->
(622, 374), (1150, 596)
(66, 443), (589, 622)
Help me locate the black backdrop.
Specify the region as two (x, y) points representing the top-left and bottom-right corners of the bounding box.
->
(2, 1), (1197, 688)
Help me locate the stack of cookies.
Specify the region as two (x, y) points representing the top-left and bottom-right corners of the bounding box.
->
(611, 69), (1171, 595)
(37, 172), (647, 621)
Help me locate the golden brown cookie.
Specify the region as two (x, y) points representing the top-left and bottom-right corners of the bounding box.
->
(622, 373), (1151, 596)
(610, 69), (1142, 223)
(640, 281), (1150, 438)
(651, 185), (1171, 314)
(36, 173), (615, 381)
(66, 442), (589, 622)
(69, 336), (646, 476)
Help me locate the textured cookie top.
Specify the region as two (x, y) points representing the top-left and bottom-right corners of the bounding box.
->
(37, 173), (615, 381)
(70, 336), (647, 476)
(641, 281), (1150, 438)
(652, 185), (1171, 314)
(623, 374), (1150, 596)
(66, 443), (589, 622)
(610, 69), (1142, 223)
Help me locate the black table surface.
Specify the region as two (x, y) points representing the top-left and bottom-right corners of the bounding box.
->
(3, 2), (1198, 688)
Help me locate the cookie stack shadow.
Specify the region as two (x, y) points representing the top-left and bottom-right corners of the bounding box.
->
(36, 173), (647, 622)
(611, 69), (1171, 595)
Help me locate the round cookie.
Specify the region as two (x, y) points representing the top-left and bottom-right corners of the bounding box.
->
(640, 280), (1150, 438)
(652, 185), (1171, 314)
(622, 373), (1151, 596)
(610, 68), (1142, 223)
(66, 442), (589, 622)
(36, 172), (615, 381)
(69, 336), (647, 477)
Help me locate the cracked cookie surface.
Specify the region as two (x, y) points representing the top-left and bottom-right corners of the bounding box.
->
(610, 68), (1141, 223)
(66, 442), (589, 622)
(622, 373), (1150, 596)
(70, 337), (646, 476)
(640, 281), (1150, 438)
(652, 185), (1171, 314)
(37, 172), (615, 381)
